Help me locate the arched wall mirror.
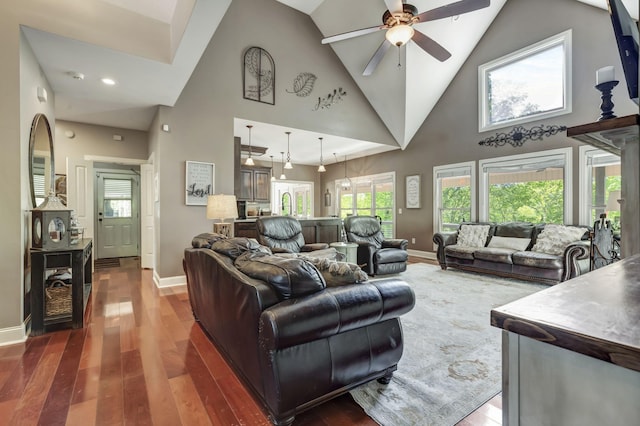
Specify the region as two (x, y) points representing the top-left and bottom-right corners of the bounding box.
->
(28, 113), (54, 208)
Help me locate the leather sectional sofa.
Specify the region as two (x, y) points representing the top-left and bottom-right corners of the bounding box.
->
(183, 234), (415, 425)
(433, 222), (591, 284)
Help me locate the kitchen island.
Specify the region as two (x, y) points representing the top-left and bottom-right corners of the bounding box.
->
(234, 217), (342, 244)
(491, 254), (640, 425)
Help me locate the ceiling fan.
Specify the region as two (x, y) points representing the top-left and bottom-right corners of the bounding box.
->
(321, 0), (490, 76)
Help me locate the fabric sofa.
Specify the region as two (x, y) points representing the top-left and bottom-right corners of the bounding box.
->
(433, 222), (591, 284)
(183, 234), (415, 425)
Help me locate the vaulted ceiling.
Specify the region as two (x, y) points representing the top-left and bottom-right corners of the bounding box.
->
(19, 0), (639, 164)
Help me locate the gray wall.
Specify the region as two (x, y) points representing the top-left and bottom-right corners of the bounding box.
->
(55, 120), (149, 170)
(321, 0), (639, 251)
(152, 0), (395, 277)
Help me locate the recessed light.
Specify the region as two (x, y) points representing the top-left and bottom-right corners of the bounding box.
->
(101, 78), (116, 86)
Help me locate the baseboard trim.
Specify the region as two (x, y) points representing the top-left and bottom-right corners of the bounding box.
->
(0, 322), (28, 347)
(153, 270), (186, 288)
(407, 249), (437, 260)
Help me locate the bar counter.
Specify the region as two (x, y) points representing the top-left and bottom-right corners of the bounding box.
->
(491, 254), (640, 425)
(234, 216), (342, 244)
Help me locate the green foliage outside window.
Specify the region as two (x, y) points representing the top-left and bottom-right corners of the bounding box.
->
(441, 186), (471, 230)
(489, 180), (563, 223)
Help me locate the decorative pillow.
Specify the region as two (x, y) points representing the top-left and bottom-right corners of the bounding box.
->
(532, 225), (589, 255)
(234, 251), (325, 299)
(487, 236), (531, 251)
(211, 237), (271, 260)
(300, 255), (368, 287)
(192, 232), (227, 249)
(457, 225), (490, 248)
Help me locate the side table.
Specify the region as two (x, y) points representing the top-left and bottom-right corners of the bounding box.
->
(329, 242), (358, 264)
(30, 238), (93, 336)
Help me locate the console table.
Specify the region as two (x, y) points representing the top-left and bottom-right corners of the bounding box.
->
(30, 238), (93, 336)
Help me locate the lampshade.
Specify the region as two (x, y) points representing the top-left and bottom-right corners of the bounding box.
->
(270, 155), (275, 181)
(386, 24), (414, 46)
(206, 194), (238, 220)
(606, 190), (621, 212)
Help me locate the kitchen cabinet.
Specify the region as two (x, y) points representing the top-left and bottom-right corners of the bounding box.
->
(239, 166), (271, 202)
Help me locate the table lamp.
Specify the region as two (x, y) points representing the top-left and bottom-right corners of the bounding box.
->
(206, 194), (238, 237)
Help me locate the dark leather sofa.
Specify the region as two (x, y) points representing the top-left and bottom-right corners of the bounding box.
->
(343, 215), (409, 275)
(183, 235), (415, 425)
(433, 222), (591, 284)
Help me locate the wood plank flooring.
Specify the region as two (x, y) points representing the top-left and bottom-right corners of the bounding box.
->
(0, 257), (501, 425)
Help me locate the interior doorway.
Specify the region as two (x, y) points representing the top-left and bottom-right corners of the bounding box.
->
(95, 168), (140, 259)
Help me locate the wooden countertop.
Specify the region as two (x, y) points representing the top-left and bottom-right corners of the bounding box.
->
(235, 217), (341, 223)
(491, 254), (640, 372)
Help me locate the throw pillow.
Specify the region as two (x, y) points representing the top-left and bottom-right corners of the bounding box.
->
(487, 236), (531, 251)
(532, 224), (588, 256)
(300, 255), (368, 287)
(191, 232), (227, 249)
(457, 224), (490, 248)
(234, 251), (325, 299)
(211, 237), (271, 259)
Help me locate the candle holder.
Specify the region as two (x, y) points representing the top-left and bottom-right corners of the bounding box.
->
(595, 80), (619, 120)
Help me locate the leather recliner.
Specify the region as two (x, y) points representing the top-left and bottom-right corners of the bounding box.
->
(343, 215), (409, 275)
(256, 216), (332, 254)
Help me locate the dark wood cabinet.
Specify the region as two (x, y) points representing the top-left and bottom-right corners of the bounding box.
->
(234, 218), (342, 244)
(238, 166), (271, 202)
(30, 239), (93, 336)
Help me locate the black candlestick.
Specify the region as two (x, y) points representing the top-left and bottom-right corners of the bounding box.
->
(595, 80), (619, 121)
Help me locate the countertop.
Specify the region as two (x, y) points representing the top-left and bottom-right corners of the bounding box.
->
(235, 216), (340, 223)
(491, 254), (640, 372)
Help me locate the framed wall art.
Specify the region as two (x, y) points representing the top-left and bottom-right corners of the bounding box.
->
(185, 161), (214, 206)
(406, 175), (421, 209)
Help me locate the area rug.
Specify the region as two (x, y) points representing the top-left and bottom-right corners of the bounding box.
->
(350, 263), (548, 426)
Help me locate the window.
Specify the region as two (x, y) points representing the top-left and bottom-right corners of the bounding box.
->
(579, 146), (621, 229)
(272, 181), (314, 217)
(433, 162), (475, 234)
(479, 148), (572, 224)
(337, 172), (395, 237)
(103, 178), (133, 218)
(479, 30), (572, 132)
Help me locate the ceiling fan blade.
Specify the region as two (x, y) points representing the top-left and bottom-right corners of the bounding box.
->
(363, 40), (391, 76)
(322, 25), (387, 44)
(416, 0), (490, 22)
(412, 31), (452, 62)
(384, 0), (404, 14)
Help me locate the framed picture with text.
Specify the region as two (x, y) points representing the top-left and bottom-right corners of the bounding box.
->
(185, 161), (214, 205)
(406, 175), (421, 209)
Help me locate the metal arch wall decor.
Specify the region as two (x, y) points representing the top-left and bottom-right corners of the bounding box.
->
(243, 47), (275, 105)
(478, 124), (567, 148)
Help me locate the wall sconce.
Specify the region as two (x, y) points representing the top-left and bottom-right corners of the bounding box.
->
(324, 189), (332, 207)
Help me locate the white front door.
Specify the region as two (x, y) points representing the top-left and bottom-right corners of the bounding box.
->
(96, 171), (140, 259)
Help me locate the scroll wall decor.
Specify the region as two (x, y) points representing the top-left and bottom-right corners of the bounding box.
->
(478, 124), (567, 148)
(243, 47), (275, 105)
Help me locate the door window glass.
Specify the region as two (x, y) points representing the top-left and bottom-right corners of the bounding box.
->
(103, 178), (132, 218)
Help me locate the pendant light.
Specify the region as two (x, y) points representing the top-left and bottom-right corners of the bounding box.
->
(279, 151), (286, 180)
(244, 125), (255, 166)
(317, 137), (326, 172)
(334, 153), (351, 192)
(270, 155), (275, 181)
(284, 131), (293, 169)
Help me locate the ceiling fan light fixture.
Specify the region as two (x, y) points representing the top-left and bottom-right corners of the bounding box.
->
(386, 24), (414, 46)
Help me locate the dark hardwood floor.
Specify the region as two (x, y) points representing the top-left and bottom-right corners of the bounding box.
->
(0, 257), (501, 425)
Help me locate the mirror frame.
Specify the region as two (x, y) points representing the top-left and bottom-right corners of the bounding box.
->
(28, 113), (54, 208)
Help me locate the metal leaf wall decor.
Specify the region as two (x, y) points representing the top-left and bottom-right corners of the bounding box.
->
(286, 72), (317, 97)
(478, 124), (567, 148)
(243, 46), (275, 105)
(313, 87), (347, 111)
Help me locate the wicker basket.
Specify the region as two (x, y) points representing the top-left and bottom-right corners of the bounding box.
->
(45, 280), (72, 316)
